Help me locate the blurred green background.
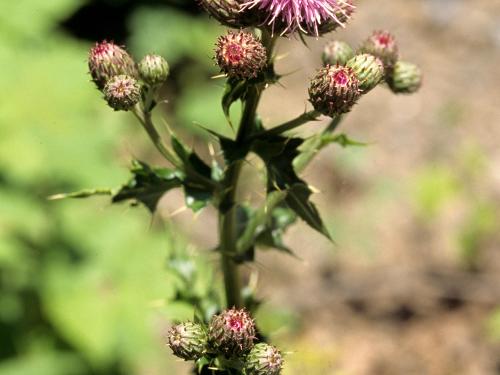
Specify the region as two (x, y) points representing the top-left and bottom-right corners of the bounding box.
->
(1, 0), (500, 374)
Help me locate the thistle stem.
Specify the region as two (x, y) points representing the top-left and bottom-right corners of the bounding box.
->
(250, 109), (321, 139)
(131, 107), (180, 168)
(218, 29), (277, 309)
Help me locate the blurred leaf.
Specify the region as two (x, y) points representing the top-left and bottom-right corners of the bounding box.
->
(128, 7), (222, 67)
(458, 203), (498, 269)
(412, 166), (460, 219)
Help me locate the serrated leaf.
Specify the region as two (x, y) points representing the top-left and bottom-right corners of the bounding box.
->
(253, 136), (332, 241)
(170, 134), (212, 179)
(286, 183), (331, 240)
(170, 134), (216, 211)
(112, 160), (182, 213)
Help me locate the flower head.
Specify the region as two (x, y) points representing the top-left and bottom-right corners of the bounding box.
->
(208, 307), (256, 357)
(215, 31), (267, 79)
(309, 65), (360, 116)
(167, 322), (208, 361)
(103, 75), (141, 111)
(246, 343), (284, 375)
(88, 41), (137, 90)
(242, 0), (355, 36)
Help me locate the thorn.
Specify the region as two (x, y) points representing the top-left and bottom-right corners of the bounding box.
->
(166, 205), (188, 218)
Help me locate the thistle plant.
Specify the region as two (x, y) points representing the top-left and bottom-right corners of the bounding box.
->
(53, 1), (421, 373)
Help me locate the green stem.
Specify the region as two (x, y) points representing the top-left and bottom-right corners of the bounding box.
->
(219, 160), (243, 308)
(250, 109), (321, 139)
(131, 107), (180, 167)
(218, 29), (277, 309)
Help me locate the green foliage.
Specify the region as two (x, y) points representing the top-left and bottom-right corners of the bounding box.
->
(0, 1), (219, 374)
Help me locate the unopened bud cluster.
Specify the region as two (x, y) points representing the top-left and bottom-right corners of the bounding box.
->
(167, 308), (283, 374)
(215, 31), (267, 80)
(88, 41), (170, 111)
(312, 29), (422, 116)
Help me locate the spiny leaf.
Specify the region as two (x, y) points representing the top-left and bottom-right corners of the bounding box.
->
(48, 188), (113, 201)
(253, 136), (332, 241)
(285, 183), (331, 241)
(112, 160), (182, 213)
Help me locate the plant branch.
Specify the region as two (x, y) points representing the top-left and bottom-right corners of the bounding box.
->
(250, 109), (321, 139)
(131, 107), (181, 168)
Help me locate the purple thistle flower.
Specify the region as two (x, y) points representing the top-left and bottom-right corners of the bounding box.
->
(242, 0), (355, 36)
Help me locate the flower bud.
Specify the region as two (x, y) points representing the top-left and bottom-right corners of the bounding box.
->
(308, 65), (361, 116)
(346, 53), (384, 93)
(387, 61), (422, 94)
(359, 30), (398, 69)
(199, 0), (259, 28)
(215, 31), (267, 80)
(245, 343), (284, 375)
(322, 41), (355, 66)
(208, 308), (256, 357)
(167, 322), (208, 361)
(88, 41), (138, 90)
(138, 54), (169, 86)
(103, 75), (141, 111)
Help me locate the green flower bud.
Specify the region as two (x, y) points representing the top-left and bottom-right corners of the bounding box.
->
(245, 343), (284, 375)
(167, 322), (207, 361)
(208, 308), (256, 357)
(215, 31), (267, 80)
(322, 41), (355, 66)
(308, 65), (361, 117)
(346, 53), (384, 93)
(88, 41), (138, 90)
(103, 75), (141, 111)
(359, 30), (399, 69)
(138, 54), (169, 86)
(387, 61), (422, 94)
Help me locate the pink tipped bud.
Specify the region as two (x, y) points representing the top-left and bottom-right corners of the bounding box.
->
(322, 40), (355, 66)
(215, 31), (267, 80)
(103, 75), (141, 111)
(387, 61), (422, 94)
(88, 41), (138, 90)
(246, 343), (284, 375)
(167, 322), (207, 361)
(359, 30), (399, 69)
(309, 65), (361, 116)
(208, 307), (256, 357)
(346, 53), (384, 93)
